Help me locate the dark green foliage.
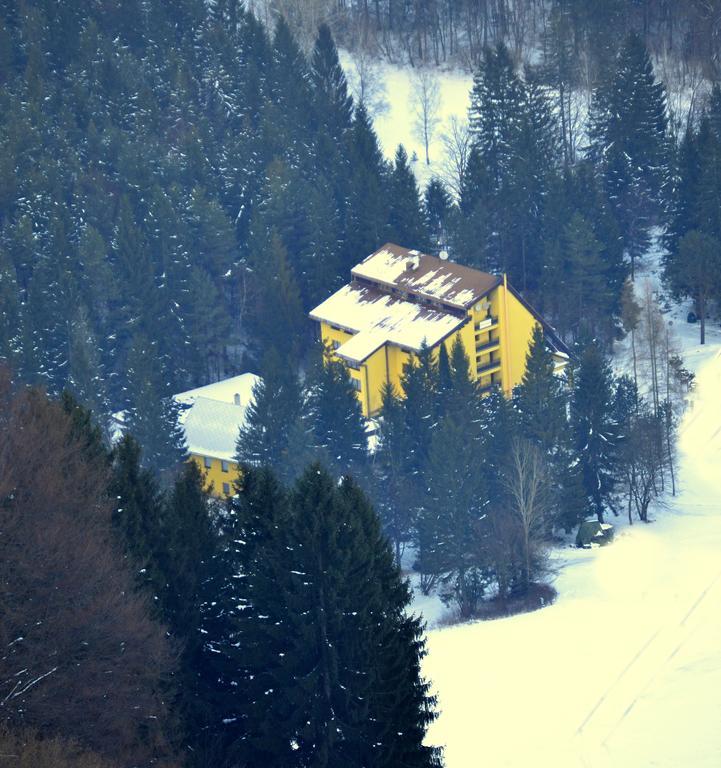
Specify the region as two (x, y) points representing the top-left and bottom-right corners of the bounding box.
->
(232, 464), (440, 767)
(307, 345), (368, 479)
(465, 43), (559, 290)
(587, 32), (669, 275)
(388, 145), (429, 248)
(515, 325), (567, 452)
(424, 177), (452, 249)
(235, 349), (308, 484)
(123, 332), (188, 477)
(374, 381), (416, 564)
(110, 434), (165, 591)
(571, 343), (619, 522)
(669, 229), (721, 344)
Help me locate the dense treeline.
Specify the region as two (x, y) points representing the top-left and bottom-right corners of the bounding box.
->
(263, 0), (721, 79)
(0, 370), (440, 767)
(0, 0), (430, 466)
(2, 0), (720, 477)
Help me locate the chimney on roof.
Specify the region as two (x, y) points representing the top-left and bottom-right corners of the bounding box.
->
(234, 393), (241, 406)
(439, 250), (449, 261)
(407, 254), (420, 270)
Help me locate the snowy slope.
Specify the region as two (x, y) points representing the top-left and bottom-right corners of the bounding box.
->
(421, 253), (721, 766)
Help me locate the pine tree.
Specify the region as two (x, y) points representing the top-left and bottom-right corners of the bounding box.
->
(247, 229), (305, 360)
(306, 345), (368, 479)
(587, 32), (669, 275)
(310, 23), (354, 141)
(124, 332), (188, 478)
(424, 177), (452, 250)
(388, 145), (429, 248)
(671, 230), (721, 344)
(110, 434), (166, 592)
(515, 325), (567, 453)
(571, 343), (619, 522)
(0, 244), (21, 369)
(374, 382), (416, 565)
(235, 349), (308, 484)
(344, 102), (390, 269)
(234, 464), (440, 767)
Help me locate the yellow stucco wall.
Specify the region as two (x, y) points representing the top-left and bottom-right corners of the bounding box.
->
(189, 453), (239, 497)
(502, 286), (540, 392)
(318, 281), (540, 416)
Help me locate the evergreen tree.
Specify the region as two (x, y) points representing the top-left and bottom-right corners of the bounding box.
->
(515, 325), (567, 453)
(0, 244), (21, 368)
(571, 343), (619, 522)
(310, 23), (354, 141)
(374, 381), (416, 565)
(670, 230), (721, 344)
(306, 345), (368, 479)
(247, 229), (305, 360)
(235, 349), (308, 484)
(124, 332), (188, 478)
(424, 177), (452, 250)
(388, 144), (429, 248)
(344, 101), (390, 268)
(233, 464), (440, 767)
(587, 32), (669, 275)
(110, 434), (166, 592)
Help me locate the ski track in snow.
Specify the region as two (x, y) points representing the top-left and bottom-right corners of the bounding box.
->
(420, 245), (721, 767)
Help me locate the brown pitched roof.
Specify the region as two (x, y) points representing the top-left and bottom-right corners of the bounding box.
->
(351, 243), (501, 309)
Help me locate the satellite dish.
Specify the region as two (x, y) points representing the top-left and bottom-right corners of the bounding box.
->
(439, 250), (449, 261)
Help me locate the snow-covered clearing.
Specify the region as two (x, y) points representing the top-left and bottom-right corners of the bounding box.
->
(420, 249), (721, 766)
(340, 52), (473, 190)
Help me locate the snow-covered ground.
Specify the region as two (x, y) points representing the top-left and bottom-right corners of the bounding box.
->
(340, 52), (473, 191)
(421, 249), (721, 766)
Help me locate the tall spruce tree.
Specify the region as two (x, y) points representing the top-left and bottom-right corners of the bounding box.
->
(388, 144), (429, 248)
(306, 345), (368, 479)
(374, 381), (416, 565)
(571, 342), (619, 522)
(235, 349), (308, 484)
(233, 464), (440, 767)
(587, 32), (669, 275)
(123, 332), (188, 478)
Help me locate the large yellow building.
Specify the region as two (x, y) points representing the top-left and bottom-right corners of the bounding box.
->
(310, 244), (569, 416)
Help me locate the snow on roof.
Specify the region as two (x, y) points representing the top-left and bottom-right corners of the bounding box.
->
(310, 281), (467, 363)
(180, 396), (250, 462)
(174, 373), (259, 407)
(174, 373), (260, 460)
(351, 243), (500, 309)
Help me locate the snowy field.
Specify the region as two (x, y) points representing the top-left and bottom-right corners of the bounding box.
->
(420, 248), (721, 766)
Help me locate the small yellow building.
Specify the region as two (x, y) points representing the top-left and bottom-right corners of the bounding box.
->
(310, 244), (569, 416)
(175, 373), (259, 497)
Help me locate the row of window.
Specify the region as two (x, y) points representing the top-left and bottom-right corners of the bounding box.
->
(203, 456), (233, 473)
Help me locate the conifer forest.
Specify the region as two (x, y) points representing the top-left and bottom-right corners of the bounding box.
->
(2, 1), (721, 766)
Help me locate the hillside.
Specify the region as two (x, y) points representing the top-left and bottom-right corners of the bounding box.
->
(421, 246), (721, 767)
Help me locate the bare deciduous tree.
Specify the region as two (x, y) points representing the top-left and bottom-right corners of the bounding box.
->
(439, 115), (471, 199)
(501, 438), (551, 593)
(411, 67), (441, 165)
(348, 47), (389, 117)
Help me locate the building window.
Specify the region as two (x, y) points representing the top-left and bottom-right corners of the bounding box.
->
(222, 482), (231, 495)
(221, 460), (230, 473)
(350, 377), (361, 392)
(203, 456), (212, 469)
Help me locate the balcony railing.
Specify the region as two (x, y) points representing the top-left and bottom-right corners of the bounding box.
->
(475, 338), (500, 354)
(476, 360), (502, 375)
